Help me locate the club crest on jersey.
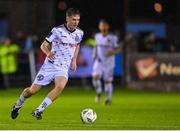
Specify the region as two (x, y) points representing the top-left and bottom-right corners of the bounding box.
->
(75, 35), (79, 42)
(37, 74), (44, 81)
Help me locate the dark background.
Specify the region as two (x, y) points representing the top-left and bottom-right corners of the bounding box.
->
(0, 0), (180, 87)
(0, 0), (179, 40)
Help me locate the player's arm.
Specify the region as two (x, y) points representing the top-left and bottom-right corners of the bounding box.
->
(106, 36), (121, 57)
(92, 46), (97, 60)
(40, 40), (55, 61)
(71, 44), (80, 72)
(106, 47), (121, 57)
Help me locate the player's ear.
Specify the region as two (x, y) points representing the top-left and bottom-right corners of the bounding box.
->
(66, 16), (69, 23)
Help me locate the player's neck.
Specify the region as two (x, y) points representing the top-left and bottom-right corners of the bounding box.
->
(65, 23), (76, 33)
(101, 31), (109, 36)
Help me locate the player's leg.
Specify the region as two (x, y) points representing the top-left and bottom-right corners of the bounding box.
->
(104, 81), (113, 105)
(12, 64), (54, 119)
(16, 84), (42, 107)
(32, 76), (68, 120)
(47, 76), (68, 101)
(92, 60), (102, 103)
(11, 84), (42, 119)
(103, 68), (114, 105)
(93, 75), (102, 103)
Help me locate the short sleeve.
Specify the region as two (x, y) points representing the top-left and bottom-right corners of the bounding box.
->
(113, 36), (120, 48)
(45, 28), (58, 44)
(79, 31), (84, 44)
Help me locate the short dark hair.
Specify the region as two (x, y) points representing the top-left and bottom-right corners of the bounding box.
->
(99, 19), (109, 25)
(66, 8), (80, 16)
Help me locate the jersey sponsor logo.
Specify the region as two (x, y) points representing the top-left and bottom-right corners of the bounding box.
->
(61, 42), (77, 47)
(61, 35), (67, 38)
(37, 74), (44, 81)
(53, 40), (77, 48)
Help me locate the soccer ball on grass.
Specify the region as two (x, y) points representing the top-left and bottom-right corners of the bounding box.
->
(80, 108), (97, 124)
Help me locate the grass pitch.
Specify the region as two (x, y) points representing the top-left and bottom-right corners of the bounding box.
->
(0, 86), (180, 130)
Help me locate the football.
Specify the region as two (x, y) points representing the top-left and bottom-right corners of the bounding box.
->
(80, 108), (97, 124)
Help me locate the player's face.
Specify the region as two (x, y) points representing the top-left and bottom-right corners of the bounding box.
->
(99, 22), (109, 33)
(66, 15), (80, 30)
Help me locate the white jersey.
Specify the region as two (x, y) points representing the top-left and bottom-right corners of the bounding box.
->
(33, 24), (83, 85)
(45, 24), (84, 70)
(95, 33), (119, 67)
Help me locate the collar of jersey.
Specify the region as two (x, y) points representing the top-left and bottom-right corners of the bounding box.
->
(64, 23), (76, 33)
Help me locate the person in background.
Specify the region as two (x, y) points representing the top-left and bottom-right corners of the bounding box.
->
(24, 34), (40, 52)
(125, 32), (138, 53)
(0, 38), (20, 88)
(14, 31), (26, 50)
(92, 19), (121, 105)
(84, 30), (96, 47)
(143, 32), (163, 52)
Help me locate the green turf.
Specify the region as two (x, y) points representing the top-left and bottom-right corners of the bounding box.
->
(0, 86), (180, 130)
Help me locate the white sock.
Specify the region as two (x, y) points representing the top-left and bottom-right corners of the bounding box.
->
(93, 79), (102, 95)
(105, 83), (113, 101)
(15, 95), (27, 108)
(36, 97), (52, 112)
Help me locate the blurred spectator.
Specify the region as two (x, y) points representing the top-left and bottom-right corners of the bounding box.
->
(170, 44), (176, 52)
(24, 34), (40, 51)
(125, 32), (138, 53)
(143, 33), (156, 52)
(84, 30), (96, 47)
(141, 32), (163, 53)
(114, 29), (121, 40)
(83, 37), (96, 47)
(0, 38), (20, 88)
(169, 37), (180, 52)
(24, 36), (33, 52)
(14, 31), (26, 50)
(31, 34), (40, 49)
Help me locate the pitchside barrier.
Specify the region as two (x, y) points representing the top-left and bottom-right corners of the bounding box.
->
(126, 53), (180, 91)
(1, 47), (123, 88)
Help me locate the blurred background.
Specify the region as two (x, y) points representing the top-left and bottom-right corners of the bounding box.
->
(0, 0), (180, 91)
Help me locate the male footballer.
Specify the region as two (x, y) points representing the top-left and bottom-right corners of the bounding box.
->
(92, 19), (120, 105)
(11, 8), (84, 120)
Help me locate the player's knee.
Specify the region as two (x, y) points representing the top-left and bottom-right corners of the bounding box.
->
(27, 86), (39, 95)
(24, 87), (31, 94)
(55, 85), (65, 91)
(28, 88), (36, 94)
(28, 84), (41, 94)
(93, 75), (100, 80)
(23, 87), (30, 93)
(23, 87), (33, 97)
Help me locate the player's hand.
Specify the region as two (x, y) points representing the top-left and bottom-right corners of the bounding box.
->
(106, 51), (114, 57)
(71, 60), (77, 72)
(47, 52), (55, 61)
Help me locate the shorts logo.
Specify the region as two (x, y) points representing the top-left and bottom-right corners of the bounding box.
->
(37, 74), (44, 81)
